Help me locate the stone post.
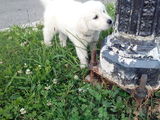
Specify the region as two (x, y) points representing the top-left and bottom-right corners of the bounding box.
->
(99, 0), (160, 96)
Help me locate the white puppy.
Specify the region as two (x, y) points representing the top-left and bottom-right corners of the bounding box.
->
(40, 0), (112, 68)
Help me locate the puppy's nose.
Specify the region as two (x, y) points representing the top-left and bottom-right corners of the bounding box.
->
(107, 19), (112, 25)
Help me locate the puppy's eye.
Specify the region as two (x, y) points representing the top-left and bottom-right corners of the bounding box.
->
(93, 15), (98, 20)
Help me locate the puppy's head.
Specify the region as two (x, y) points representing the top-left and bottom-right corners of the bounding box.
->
(79, 0), (112, 33)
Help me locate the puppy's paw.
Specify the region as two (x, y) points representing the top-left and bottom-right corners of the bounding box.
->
(60, 42), (66, 47)
(80, 64), (88, 69)
(44, 41), (52, 47)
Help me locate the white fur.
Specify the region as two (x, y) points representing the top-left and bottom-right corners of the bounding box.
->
(40, 0), (112, 68)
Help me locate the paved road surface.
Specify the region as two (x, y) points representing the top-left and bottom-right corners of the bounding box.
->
(0, 0), (115, 29)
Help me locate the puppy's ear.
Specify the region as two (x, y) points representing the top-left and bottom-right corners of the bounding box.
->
(77, 16), (88, 34)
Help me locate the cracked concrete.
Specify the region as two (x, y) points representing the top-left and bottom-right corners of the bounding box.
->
(0, 0), (115, 29)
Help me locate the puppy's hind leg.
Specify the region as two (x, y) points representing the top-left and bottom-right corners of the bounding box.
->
(43, 23), (57, 46)
(59, 32), (67, 47)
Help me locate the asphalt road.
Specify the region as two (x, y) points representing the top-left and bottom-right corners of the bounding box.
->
(0, 0), (115, 29)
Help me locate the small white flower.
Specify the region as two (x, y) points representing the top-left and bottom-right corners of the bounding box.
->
(65, 64), (69, 67)
(78, 88), (83, 92)
(24, 63), (27, 68)
(38, 65), (42, 68)
(25, 69), (32, 75)
(52, 79), (58, 84)
(45, 86), (51, 90)
(47, 101), (52, 106)
(0, 61), (3, 64)
(20, 41), (28, 46)
(20, 108), (27, 115)
(17, 70), (23, 74)
(78, 88), (85, 92)
(74, 75), (79, 80)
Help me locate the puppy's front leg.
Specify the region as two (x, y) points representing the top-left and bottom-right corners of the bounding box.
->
(75, 45), (88, 68)
(89, 41), (97, 51)
(43, 19), (57, 46)
(43, 26), (56, 46)
(89, 32), (100, 51)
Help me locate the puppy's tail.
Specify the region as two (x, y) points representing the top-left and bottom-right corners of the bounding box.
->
(40, 0), (52, 7)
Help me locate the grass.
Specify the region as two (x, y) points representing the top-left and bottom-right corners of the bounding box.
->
(0, 4), (160, 120)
